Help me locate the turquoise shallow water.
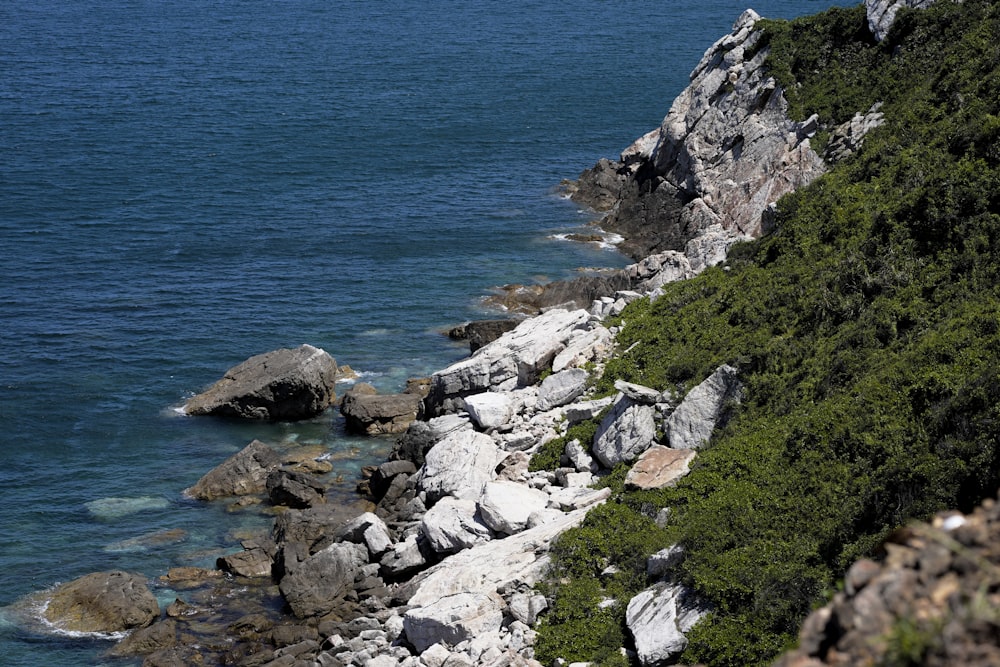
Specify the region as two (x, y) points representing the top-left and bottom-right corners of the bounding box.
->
(0, 0), (848, 663)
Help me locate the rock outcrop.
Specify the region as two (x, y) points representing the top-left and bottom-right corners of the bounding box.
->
(774, 497), (1000, 667)
(571, 10), (826, 262)
(184, 344), (339, 421)
(42, 570), (159, 634)
(865, 0), (938, 41)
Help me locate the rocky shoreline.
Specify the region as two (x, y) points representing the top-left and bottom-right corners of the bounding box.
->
(16, 2), (941, 666)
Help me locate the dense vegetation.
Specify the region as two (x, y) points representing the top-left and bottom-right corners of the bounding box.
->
(535, 1), (1000, 665)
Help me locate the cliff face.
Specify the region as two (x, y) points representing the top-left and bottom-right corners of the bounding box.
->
(570, 10), (826, 260)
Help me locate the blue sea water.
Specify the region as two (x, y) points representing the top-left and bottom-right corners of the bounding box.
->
(0, 0), (849, 663)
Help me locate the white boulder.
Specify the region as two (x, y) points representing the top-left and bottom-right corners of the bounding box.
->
(477, 481), (551, 536)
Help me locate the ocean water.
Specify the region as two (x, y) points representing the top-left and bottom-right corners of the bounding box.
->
(0, 1), (849, 664)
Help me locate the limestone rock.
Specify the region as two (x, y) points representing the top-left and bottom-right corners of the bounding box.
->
(425, 309), (594, 415)
(420, 497), (493, 554)
(418, 430), (503, 503)
(537, 369), (589, 411)
(551, 325), (615, 372)
(184, 439), (281, 500)
(278, 542), (368, 618)
(463, 392), (515, 430)
(477, 481), (551, 536)
(865, 0), (938, 41)
(824, 102), (886, 163)
(340, 384), (423, 435)
(664, 364), (742, 450)
(43, 570), (159, 633)
(625, 446), (697, 490)
(184, 344), (338, 421)
(403, 592), (504, 653)
(626, 584), (708, 666)
(592, 394), (658, 468)
(390, 414), (473, 468)
(405, 505), (600, 608)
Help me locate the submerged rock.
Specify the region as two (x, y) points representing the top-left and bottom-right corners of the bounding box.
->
(183, 344), (338, 421)
(43, 570), (159, 634)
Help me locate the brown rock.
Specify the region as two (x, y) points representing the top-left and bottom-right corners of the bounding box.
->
(43, 570), (159, 633)
(624, 446), (697, 490)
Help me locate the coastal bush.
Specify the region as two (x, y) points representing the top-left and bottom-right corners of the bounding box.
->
(534, 1), (1000, 665)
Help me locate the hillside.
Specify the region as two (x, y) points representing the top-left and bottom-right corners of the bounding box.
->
(534, 1), (1000, 665)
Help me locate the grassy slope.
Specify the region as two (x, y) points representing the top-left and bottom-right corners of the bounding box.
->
(534, 1), (1000, 665)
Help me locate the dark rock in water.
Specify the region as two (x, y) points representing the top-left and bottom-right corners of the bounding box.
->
(561, 157), (629, 213)
(183, 344), (338, 421)
(278, 542), (368, 618)
(217, 544), (275, 578)
(228, 612), (274, 641)
(268, 623), (319, 648)
(108, 618), (179, 657)
(340, 383), (424, 435)
(271, 503), (368, 552)
(43, 570), (159, 633)
(157, 567), (223, 590)
(266, 468), (326, 508)
(447, 319), (520, 352)
(184, 439), (281, 500)
(483, 271), (633, 315)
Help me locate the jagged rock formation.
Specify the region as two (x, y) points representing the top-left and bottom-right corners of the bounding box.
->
(775, 498), (1000, 667)
(570, 10), (826, 262)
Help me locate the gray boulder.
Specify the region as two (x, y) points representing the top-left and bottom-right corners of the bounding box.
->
(42, 570), (159, 633)
(390, 414), (473, 468)
(184, 344), (338, 421)
(537, 369), (589, 411)
(592, 394), (658, 468)
(402, 592), (504, 653)
(266, 469), (326, 508)
(626, 584), (708, 666)
(333, 512), (394, 559)
(184, 439), (281, 500)
(279, 542), (368, 618)
(418, 430), (503, 503)
(463, 392), (515, 430)
(420, 497), (493, 554)
(665, 364), (742, 450)
(340, 384), (423, 435)
(477, 481), (551, 536)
